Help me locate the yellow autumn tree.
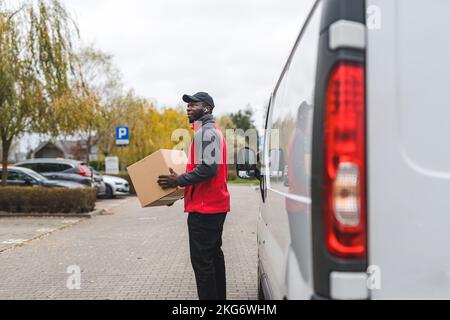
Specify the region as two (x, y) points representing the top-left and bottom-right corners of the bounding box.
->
(99, 93), (191, 166)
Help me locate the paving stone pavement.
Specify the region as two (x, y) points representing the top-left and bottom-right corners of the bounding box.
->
(0, 218), (82, 253)
(0, 185), (259, 300)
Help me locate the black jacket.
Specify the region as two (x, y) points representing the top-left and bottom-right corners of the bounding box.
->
(176, 114), (221, 187)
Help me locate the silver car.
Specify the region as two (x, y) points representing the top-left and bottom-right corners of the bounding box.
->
(102, 175), (130, 199)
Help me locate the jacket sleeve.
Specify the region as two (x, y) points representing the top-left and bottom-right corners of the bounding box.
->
(176, 127), (221, 187)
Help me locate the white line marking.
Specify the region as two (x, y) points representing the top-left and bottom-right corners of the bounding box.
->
(36, 228), (55, 233)
(2, 239), (28, 245)
(61, 220), (79, 224)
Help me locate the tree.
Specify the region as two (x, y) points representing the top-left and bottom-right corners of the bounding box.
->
(73, 46), (124, 162)
(216, 114), (235, 133)
(96, 94), (128, 158)
(230, 105), (255, 131)
(96, 91), (193, 166)
(95, 91), (137, 160)
(53, 45), (124, 163)
(121, 95), (191, 165)
(0, 0), (78, 185)
(57, 86), (102, 162)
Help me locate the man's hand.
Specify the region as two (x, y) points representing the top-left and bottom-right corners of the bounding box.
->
(157, 168), (179, 190)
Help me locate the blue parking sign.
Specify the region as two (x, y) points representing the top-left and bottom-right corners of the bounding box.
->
(116, 126), (130, 146)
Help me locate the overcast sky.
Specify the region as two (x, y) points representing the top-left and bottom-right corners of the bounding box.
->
(17, 0), (315, 154)
(63, 0), (315, 127)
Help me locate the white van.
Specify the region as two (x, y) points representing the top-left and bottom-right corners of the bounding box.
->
(237, 0), (450, 300)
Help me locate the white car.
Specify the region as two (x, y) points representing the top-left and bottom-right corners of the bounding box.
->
(102, 175), (130, 199)
(237, 0), (450, 300)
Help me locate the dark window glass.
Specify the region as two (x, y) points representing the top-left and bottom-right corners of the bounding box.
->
(19, 163), (33, 170)
(8, 171), (19, 181)
(35, 163), (63, 173)
(58, 164), (72, 171)
(8, 170), (35, 182)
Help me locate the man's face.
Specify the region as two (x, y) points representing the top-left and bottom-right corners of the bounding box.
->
(187, 102), (205, 124)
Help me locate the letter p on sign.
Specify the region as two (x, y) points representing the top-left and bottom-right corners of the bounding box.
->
(118, 128), (127, 139)
(116, 126), (130, 146)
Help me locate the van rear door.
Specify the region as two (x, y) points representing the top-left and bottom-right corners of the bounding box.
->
(367, 0), (450, 299)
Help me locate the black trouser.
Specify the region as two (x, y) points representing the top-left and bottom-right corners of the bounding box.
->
(187, 212), (227, 300)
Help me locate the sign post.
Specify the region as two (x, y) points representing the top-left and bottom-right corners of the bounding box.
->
(116, 126), (130, 174)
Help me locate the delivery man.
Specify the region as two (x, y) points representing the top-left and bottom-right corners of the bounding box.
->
(157, 92), (230, 300)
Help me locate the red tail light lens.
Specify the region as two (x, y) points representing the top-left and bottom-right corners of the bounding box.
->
(75, 165), (91, 177)
(323, 62), (367, 259)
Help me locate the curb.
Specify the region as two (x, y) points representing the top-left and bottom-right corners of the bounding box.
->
(0, 208), (106, 219)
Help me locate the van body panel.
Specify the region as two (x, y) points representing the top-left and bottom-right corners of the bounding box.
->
(286, 246), (314, 299)
(258, 199), (290, 299)
(367, 0), (450, 299)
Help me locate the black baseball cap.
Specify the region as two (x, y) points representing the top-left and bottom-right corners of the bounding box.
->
(183, 92), (215, 109)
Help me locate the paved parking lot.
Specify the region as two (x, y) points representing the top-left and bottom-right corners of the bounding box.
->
(0, 217), (82, 253)
(0, 185), (259, 300)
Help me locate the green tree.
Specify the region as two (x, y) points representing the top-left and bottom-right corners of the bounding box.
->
(230, 105), (255, 131)
(0, 0), (79, 185)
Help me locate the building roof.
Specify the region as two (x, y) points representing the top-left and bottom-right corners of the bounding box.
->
(32, 140), (95, 158)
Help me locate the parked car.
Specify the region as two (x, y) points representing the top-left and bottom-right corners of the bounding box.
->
(40, 172), (93, 187)
(0, 166), (86, 189)
(237, 0), (450, 300)
(102, 175), (130, 199)
(87, 166), (108, 195)
(15, 159), (106, 196)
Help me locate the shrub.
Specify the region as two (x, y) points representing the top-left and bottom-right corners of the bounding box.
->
(88, 160), (105, 171)
(0, 187), (97, 214)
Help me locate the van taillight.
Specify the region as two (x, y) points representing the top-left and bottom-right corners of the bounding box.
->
(323, 62), (367, 259)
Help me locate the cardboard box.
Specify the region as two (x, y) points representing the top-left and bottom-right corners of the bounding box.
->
(127, 149), (187, 208)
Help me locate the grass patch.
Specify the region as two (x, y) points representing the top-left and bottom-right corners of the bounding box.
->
(228, 179), (259, 186)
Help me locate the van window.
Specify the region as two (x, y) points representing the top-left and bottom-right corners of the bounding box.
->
(267, 0), (322, 197)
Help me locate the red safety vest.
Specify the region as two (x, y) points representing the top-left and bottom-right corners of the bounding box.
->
(183, 124), (230, 214)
